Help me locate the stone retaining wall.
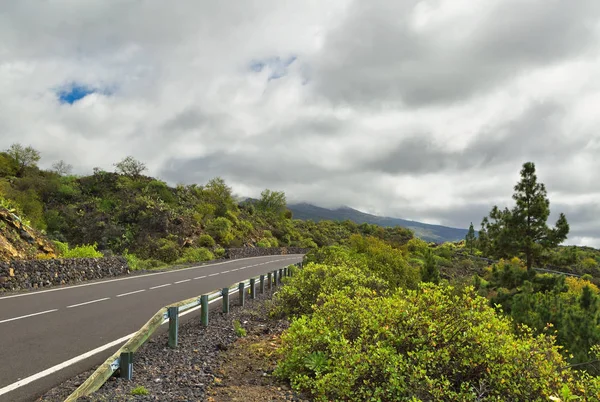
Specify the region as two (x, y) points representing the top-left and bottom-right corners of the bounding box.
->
(0, 257), (129, 292)
(226, 247), (310, 260)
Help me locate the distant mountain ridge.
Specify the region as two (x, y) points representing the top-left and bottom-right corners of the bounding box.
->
(287, 203), (469, 243)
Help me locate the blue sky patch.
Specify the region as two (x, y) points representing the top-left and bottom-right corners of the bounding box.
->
(249, 55), (297, 80)
(57, 84), (96, 104)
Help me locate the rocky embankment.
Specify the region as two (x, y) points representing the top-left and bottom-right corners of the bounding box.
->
(0, 208), (56, 261)
(0, 256), (130, 291)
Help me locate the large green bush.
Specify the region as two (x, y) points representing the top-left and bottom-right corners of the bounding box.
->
(276, 284), (596, 401)
(271, 262), (389, 318)
(197, 234), (216, 248)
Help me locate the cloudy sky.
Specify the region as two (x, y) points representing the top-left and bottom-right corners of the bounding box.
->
(1, 0), (599, 247)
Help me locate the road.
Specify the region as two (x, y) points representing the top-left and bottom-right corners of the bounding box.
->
(0, 254), (303, 402)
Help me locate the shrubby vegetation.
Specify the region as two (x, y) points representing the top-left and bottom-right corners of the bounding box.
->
(0, 146), (420, 267)
(3, 146), (600, 399)
(274, 244), (600, 400)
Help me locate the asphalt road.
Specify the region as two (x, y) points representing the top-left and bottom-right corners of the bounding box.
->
(0, 254), (303, 402)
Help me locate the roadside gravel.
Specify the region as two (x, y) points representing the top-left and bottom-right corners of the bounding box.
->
(38, 288), (307, 402)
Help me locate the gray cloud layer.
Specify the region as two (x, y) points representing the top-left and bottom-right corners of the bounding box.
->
(1, 0), (599, 247)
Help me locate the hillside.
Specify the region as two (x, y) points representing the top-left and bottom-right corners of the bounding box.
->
(288, 203), (469, 243)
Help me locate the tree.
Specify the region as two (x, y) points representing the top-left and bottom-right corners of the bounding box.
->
(422, 248), (440, 284)
(5, 143), (40, 176)
(465, 222), (476, 254)
(481, 162), (569, 271)
(52, 160), (73, 176)
(256, 189), (287, 216)
(114, 156), (146, 177)
(203, 177), (236, 217)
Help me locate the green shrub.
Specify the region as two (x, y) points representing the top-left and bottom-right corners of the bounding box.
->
(206, 217), (233, 244)
(271, 262), (389, 318)
(197, 234), (216, 248)
(233, 320), (247, 337)
(123, 250), (141, 270)
(176, 247), (214, 264)
(214, 247), (225, 258)
(130, 385), (149, 396)
(276, 284), (586, 401)
(299, 238), (318, 249)
(55, 241), (103, 258)
(256, 239), (271, 248)
(153, 238), (181, 263)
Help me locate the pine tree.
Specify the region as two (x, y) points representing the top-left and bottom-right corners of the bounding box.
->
(422, 249), (440, 284)
(481, 162), (569, 270)
(465, 222), (476, 255)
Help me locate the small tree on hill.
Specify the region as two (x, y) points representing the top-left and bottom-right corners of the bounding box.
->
(114, 156), (146, 177)
(465, 222), (476, 254)
(479, 162), (569, 271)
(256, 189), (287, 216)
(6, 143), (41, 176)
(52, 160), (73, 176)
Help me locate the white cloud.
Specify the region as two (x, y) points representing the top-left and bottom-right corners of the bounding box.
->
(0, 0), (599, 247)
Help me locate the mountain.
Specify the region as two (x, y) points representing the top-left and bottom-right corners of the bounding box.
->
(288, 203), (469, 243)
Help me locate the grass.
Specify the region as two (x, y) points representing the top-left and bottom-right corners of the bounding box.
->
(130, 385), (149, 396)
(233, 320), (247, 337)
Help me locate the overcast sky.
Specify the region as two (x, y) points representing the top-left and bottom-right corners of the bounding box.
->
(1, 0), (599, 247)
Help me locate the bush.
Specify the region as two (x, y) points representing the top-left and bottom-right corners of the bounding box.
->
(214, 247), (226, 258)
(271, 262), (389, 318)
(176, 247), (214, 264)
(276, 284), (585, 401)
(256, 239), (271, 248)
(206, 217), (233, 244)
(130, 386), (149, 396)
(197, 234), (216, 248)
(153, 238), (181, 263)
(55, 241), (103, 258)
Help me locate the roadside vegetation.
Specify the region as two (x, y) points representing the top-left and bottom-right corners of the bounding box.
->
(2, 144), (600, 399)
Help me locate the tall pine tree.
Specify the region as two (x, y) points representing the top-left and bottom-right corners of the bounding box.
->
(465, 222), (476, 254)
(480, 162), (569, 270)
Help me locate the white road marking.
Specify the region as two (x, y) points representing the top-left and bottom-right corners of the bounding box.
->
(116, 289), (145, 298)
(149, 284), (171, 290)
(0, 254), (302, 300)
(0, 309), (58, 324)
(67, 298), (110, 309)
(174, 279), (191, 284)
(208, 273), (219, 277)
(0, 260), (304, 398)
(231, 268), (239, 272)
(221, 270), (230, 274)
(194, 275), (207, 280)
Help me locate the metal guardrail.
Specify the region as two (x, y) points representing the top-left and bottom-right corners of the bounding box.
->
(64, 263), (302, 401)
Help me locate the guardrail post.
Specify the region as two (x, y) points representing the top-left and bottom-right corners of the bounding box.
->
(284, 267), (288, 277)
(238, 282), (245, 306)
(260, 275), (265, 294)
(268, 272), (272, 290)
(278, 269), (283, 285)
(201, 295), (209, 327)
(168, 306), (179, 348)
(250, 278), (256, 299)
(120, 352), (133, 380)
(273, 270), (277, 287)
(222, 287), (229, 313)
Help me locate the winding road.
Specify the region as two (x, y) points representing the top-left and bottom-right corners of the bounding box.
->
(0, 254), (303, 402)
